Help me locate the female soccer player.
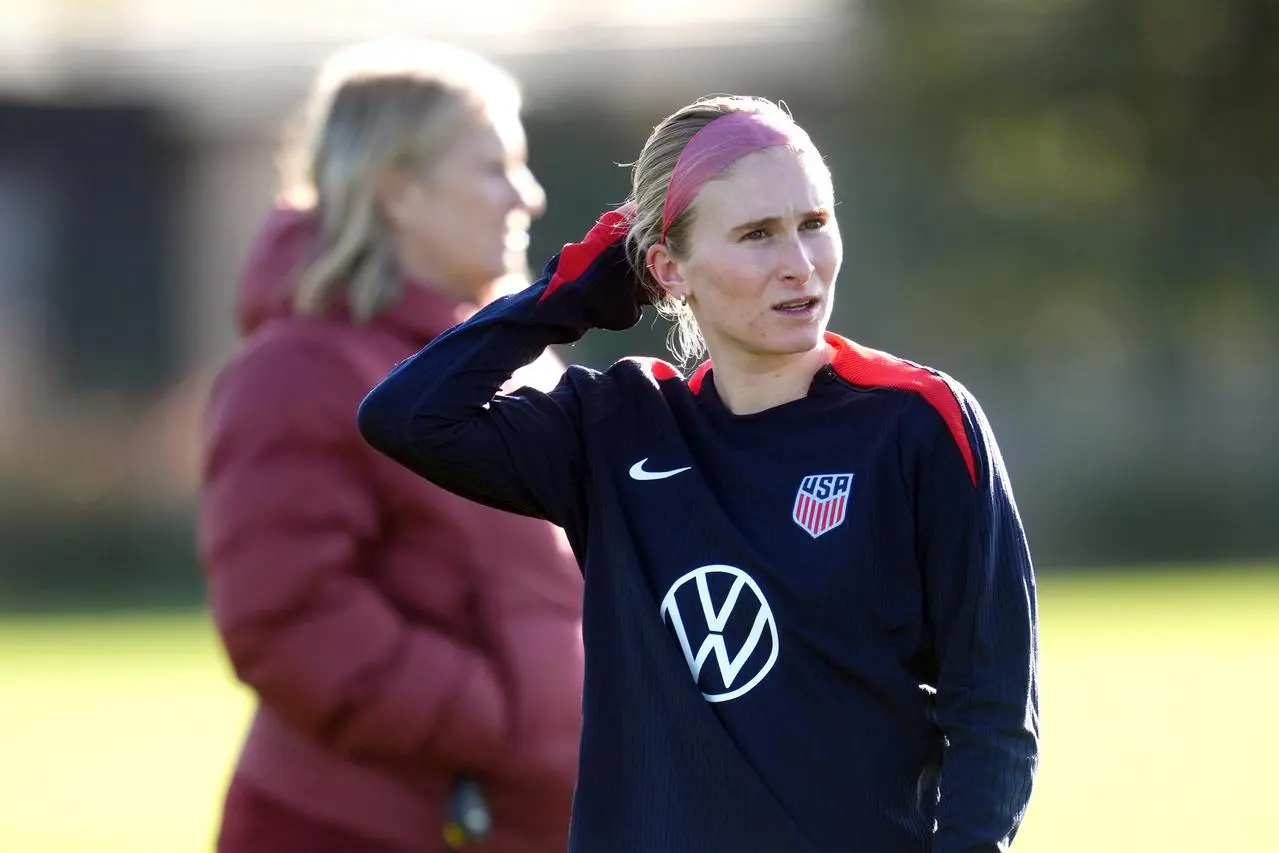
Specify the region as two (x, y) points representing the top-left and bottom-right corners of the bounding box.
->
(358, 95), (1040, 853)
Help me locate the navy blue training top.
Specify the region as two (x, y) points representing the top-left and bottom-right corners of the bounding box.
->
(357, 273), (1040, 853)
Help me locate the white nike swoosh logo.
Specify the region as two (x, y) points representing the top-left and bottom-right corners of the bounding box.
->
(628, 458), (691, 481)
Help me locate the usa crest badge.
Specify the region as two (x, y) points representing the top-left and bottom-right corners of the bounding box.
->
(792, 473), (854, 538)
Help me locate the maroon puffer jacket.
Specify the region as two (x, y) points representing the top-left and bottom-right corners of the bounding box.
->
(199, 207), (583, 852)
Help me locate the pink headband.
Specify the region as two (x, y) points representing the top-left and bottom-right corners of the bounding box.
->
(660, 110), (812, 241)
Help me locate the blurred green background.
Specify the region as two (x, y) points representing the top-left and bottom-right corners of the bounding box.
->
(0, 0), (1275, 850)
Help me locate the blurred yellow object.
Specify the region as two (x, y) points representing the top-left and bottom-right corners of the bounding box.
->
(442, 823), (466, 850)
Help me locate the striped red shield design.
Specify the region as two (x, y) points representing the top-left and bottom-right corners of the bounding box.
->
(792, 473), (854, 538)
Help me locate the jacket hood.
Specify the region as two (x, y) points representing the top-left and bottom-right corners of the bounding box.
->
(235, 205), (318, 335)
(233, 205), (471, 344)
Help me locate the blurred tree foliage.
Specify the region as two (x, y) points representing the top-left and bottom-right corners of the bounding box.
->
(855, 0), (1278, 381)
(839, 0), (1279, 566)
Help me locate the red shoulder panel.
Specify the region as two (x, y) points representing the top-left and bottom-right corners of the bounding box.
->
(827, 334), (977, 485)
(650, 360), (681, 382)
(687, 360), (713, 395)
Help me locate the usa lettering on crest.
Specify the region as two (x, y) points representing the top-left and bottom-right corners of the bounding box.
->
(792, 473), (854, 538)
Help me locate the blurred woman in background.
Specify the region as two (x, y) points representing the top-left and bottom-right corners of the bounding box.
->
(198, 39), (584, 853)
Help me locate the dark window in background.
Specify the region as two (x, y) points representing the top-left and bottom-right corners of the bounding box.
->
(0, 99), (177, 399)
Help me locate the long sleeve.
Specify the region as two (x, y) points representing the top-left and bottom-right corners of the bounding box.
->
(358, 245), (638, 532)
(199, 340), (510, 773)
(911, 387), (1040, 853)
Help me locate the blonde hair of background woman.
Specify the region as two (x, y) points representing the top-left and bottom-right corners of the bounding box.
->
(279, 39), (522, 322)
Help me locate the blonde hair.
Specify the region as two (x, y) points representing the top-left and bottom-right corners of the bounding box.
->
(280, 39), (522, 321)
(625, 95), (816, 365)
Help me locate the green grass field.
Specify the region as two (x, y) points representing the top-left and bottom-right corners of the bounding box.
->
(2, 565), (1276, 852)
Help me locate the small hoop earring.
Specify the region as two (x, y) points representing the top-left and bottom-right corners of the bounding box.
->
(678, 295), (688, 306)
